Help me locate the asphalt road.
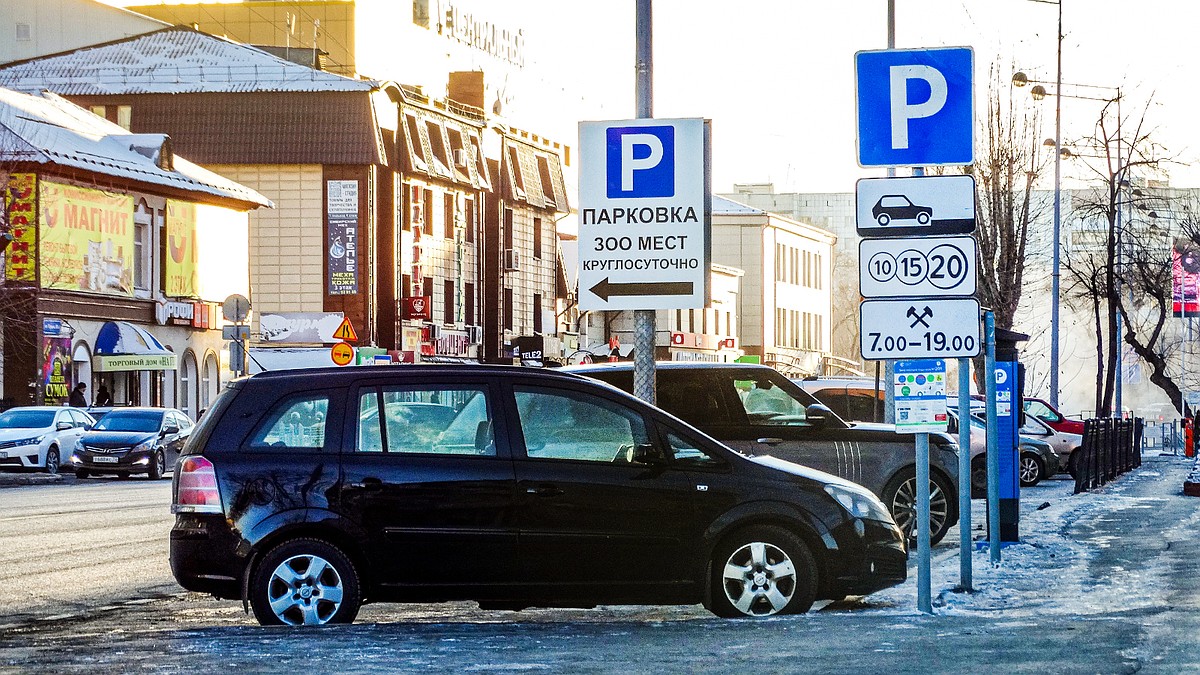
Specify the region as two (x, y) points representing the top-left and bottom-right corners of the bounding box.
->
(0, 475), (178, 626)
(3, 461), (1200, 673)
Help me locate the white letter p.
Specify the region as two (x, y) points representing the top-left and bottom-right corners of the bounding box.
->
(889, 65), (948, 150)
(620, 133), (664, 191)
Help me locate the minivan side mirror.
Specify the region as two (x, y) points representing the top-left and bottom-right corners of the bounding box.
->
(805, 404), (834, 429)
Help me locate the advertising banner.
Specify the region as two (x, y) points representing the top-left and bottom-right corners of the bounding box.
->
(327, 180), (359, 295)
(259, 312), (346, 344)
(1173, 240), (1200, 317)
(403, 296), (432, 320)
(39, 181), (134, 295)
(4, 173), (36, 282)
(165, 200), (198, 298)
(42, 336), (73, 404)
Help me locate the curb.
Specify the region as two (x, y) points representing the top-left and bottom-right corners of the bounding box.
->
(0, 472), (65, 488)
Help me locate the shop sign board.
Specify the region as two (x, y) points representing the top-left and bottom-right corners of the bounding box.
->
(259, 312), (345, 344)
(4, 173), (36, 282)
(95, 353), (178, 372)
(164, 201), (198, 298)
(39, 180), (134, 296)
(327, 180), (359, 296)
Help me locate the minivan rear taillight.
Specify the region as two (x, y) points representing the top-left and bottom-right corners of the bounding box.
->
(173, 456), (222, 514)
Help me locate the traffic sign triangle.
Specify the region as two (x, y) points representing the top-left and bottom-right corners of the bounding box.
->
(332, 317), (358, 342)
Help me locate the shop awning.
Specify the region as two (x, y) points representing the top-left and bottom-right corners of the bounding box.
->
(93, 321), (178, 372)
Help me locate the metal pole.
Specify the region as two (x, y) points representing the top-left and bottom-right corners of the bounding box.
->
(916, 431), (932, 613)
(632, 0), (656, 404)
(984, 311), (1001, 563)
(1049, 0), (1064, 410)
(1114, 91), (1124, 418)
(882, 0), (897, 424)
(958, 357), (972, 590)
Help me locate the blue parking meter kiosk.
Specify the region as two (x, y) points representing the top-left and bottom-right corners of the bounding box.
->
(993, 329), (1029, 542)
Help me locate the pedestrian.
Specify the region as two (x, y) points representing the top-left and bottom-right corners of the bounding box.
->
(68, 382), (88, 408)
(94, 384), (112, 407)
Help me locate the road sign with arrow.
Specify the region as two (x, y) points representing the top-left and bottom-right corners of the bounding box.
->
(577, 118), (711, 311)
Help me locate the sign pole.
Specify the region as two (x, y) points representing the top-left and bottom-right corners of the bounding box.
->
(632, 0), (656, 404)
(984, 311), (1001, 564)
(916, 430), (932, 613)
(958, 357), (972, 590)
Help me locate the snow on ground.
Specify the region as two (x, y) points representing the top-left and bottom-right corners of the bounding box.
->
(856, 457), (1196, 619)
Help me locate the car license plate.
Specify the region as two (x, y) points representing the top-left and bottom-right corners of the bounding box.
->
(92, 455), (119, 464)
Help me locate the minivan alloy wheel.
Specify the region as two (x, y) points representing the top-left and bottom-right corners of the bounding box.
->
(709, 525), (816, 618)
(250, 539), (361, 626)
(267, 554), (344, 625)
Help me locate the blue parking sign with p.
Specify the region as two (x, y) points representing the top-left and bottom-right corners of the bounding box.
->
(856, 47), (973, 167)
(606, 125), (675, 198)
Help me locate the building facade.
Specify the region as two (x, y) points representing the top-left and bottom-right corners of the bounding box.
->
(0, 88), (268, 416)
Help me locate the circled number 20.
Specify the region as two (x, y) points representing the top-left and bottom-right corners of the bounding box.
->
(867, 244), (970, 290)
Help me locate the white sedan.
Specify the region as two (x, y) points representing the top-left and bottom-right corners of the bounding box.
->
(0, 406), (94, 474)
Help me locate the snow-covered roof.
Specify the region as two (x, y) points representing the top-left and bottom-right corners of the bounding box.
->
(712, 195), (762, 215)
(0, 88), (271, 209)
(0, 26), (378, 95)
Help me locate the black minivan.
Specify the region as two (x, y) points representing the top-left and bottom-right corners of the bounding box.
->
(170, 365), (906, 625)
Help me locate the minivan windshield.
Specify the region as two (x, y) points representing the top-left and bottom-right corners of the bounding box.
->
(0, 410), (55, 429)
(93, 411), (163, 433)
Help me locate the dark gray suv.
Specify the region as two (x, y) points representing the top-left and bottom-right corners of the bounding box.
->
(566, 362), (961, 545)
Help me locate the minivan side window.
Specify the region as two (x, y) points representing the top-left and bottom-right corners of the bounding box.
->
(248, 394), (330, 450)
(357, 385), (493, 456)
(514, 387), (649, 464)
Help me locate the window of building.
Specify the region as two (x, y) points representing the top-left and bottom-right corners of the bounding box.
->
(504, 208), (514, 249)
(412, 0), (430, 28)
(533, 217), (542, 259)
(425, 120), (451, 177)
(464, 197), (475, 243)
(423, 276), (434, 303)
(676, 309), (683, 332)
(536, 155), (556, 206)
(400, 181), (411, 232)
(444, 192), (456, 239)
(465, 283), (475, 325)
(701, 308), (708, 334)
(133, 200), (152, 291)
(117, 105), (131, 131)
(533, 293), (542, 333)
(507, 146), (526, 197)
(89, 105), (105, 118)
(504, 287), (513, 331)
(423, 189), (433, 236)
(444, 280), (455, 324)
(688, 309), (695, 334)
(16, 23), (30, 41)
(405, 114), (426, 168)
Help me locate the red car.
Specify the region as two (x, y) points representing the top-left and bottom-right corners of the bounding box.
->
(1023, 397), (1086, 435)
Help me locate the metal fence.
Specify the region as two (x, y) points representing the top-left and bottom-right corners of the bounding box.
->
(1141, 419), (1185, 454)
(1074, 418), (1143, 494)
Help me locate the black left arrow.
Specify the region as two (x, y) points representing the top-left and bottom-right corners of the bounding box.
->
(589, 277), (694, 301)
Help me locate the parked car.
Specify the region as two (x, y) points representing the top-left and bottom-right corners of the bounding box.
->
(170, 365), (908, 625)
(568, 362), (960, 545)
(1024, 397), (1085, 435)
(1018, 413), (1083, 476)
(0, 406), (94, 474)
(796, 377), (984, 423)
(69, 407), (193, 479)
(947, 411), (1062, 490)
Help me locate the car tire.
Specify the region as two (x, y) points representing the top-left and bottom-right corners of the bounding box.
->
(917, 211), (931, 225)
(876, 213), (891, 226)
(1067, 449), (1081, 478)
(75, 469), (90, 479)
(707, 525), (816, 618)
(970, 455), (987, 495)
(45, 447), (60, 475)
(882, 468), (954, 546)
(148, 451), (166, 480)
(250, 539), (361, 626)
(1019, 452), (1045, 487)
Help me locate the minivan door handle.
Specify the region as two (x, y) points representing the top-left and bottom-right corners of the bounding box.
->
(525, 484), (564, 498)
(756, 437), (784, 446)
(351, 477), (384, 491)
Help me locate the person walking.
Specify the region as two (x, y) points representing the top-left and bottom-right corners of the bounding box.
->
(68, 382), (88, 408)
(94, 384), (112, 407)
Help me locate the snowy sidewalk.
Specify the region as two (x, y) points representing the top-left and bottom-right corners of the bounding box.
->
(865, 454), (1200, 620)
